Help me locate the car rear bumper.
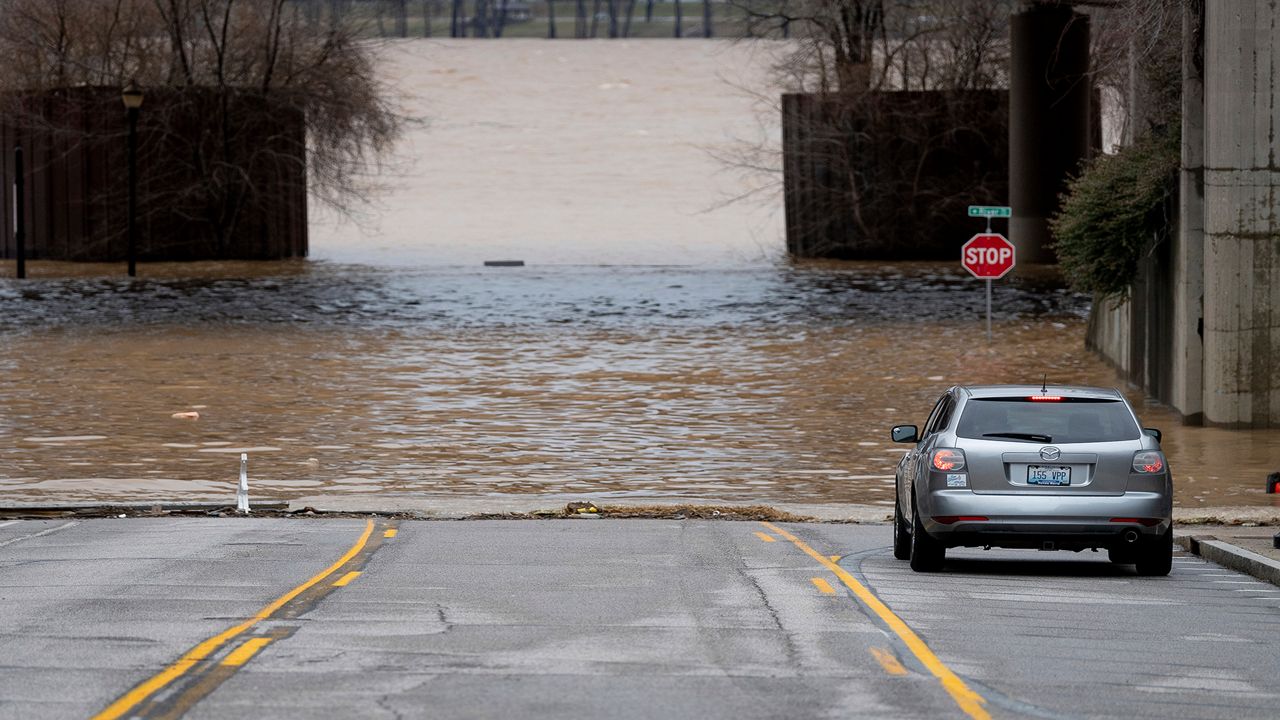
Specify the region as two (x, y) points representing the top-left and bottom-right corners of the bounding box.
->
(919, 489), (1172, 550)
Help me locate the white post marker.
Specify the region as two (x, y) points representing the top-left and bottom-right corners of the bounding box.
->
(962, 206), (1015, 342)
(237, 453), (250, 514)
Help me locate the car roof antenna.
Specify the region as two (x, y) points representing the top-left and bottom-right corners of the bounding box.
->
(1041, 373), (1048, 394)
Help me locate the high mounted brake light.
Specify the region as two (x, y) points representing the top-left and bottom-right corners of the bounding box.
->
(1028, 395), (1062, 402)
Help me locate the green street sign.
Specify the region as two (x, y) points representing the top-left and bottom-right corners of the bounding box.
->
(968, 206), (1011, 218)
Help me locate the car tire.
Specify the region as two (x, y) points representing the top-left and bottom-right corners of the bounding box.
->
(893, 495), (911, 561)
(909, 494), (945, 572)
(1135, 527), (1173, 577)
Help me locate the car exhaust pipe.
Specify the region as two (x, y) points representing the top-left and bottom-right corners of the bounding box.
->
(1122, 529), (1139, 544)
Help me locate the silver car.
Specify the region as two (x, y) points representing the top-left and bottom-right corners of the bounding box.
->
(891, 385), (1173, 575)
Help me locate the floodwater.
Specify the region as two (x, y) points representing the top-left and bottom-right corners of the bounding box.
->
(1, 41), (1277, 509)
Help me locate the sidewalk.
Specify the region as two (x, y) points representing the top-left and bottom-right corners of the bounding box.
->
(1175, 525), (1280, 587)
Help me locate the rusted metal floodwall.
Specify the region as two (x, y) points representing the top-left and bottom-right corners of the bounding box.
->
(0, 86), (307, 262)
(782, 90), (1009, 260)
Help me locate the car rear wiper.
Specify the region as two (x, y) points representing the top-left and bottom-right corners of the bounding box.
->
(981, 432), (1052, 443)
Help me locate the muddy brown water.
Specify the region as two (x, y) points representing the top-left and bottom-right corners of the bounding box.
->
(0, 260), (1276, 509)
(2, 41), (1278, 510)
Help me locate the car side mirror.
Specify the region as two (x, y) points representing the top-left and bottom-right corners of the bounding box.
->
(891, 425), (919, 443)
(1143, 427), (1162, 444)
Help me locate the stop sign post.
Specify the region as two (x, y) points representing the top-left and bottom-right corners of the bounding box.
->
(961, 225), (1016, 342)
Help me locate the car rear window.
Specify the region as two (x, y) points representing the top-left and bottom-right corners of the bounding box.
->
(955, 398), (1140, 443)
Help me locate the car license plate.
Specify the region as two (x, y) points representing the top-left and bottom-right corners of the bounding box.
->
(1027, 465), (1070, 486)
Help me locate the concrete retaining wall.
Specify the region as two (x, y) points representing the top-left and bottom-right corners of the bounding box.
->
(1091, 0), (1279, 429)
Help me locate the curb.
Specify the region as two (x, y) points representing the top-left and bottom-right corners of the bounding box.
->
(0, 501), (290, 519)
(1176, 535), (1280, 587)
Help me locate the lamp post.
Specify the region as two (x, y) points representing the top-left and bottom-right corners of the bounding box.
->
(13, 146), (25, 279)
(121, 81), (144, 277)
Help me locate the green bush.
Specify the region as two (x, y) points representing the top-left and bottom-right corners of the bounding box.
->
(1050, 128), (1180, 298)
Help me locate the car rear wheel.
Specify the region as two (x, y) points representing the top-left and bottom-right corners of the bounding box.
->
(893, 495), (911, 560)
(909, 495), (945, 572)
(1135, 527), (1173, 577)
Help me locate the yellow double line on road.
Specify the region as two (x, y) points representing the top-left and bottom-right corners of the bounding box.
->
(760, 521), (990, 720)
(94, 519), (378, 720)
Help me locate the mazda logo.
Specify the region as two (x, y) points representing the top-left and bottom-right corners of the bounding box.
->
(1040, 446), (1061, 461)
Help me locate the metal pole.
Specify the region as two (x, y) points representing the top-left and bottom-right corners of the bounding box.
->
(985, 215), (992, 342)
(127, 106), (138, 278)
(237, 453), (250, 514)
(986, 278), (992, 343)
(14, 146), (25, 279)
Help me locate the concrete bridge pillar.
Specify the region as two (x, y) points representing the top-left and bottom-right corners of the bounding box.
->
(1008, 3), (1092, 265)
(1170, 1), (1205, 425)
(1201, 1), (1280, 427)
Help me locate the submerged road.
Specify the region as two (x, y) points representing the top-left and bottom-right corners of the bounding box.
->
(1, 519), (1278, 719)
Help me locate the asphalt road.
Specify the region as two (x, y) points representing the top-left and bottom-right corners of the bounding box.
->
(1, 518), (1278, 719)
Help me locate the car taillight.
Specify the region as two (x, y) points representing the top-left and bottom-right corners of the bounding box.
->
(932, 448), (966, 471)
(1132, 451), (1165, 474)
(1028, 395), (1062, 402)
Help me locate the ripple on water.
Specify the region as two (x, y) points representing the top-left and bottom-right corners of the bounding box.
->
(0, 264), (1273, 507)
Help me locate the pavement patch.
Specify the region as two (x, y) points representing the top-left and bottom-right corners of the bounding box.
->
(761, 521), (991, 720)
(93, 518), (395, 719)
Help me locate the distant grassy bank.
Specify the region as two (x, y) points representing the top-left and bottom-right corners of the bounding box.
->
(334, 1), (780, 39)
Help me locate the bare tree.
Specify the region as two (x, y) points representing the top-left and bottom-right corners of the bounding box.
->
(493, 0), (510, 36)
(1088, 0), (1181, 144)
(0, 0), (402, 250)
(716, 0), (1016, 257)
(606, 0), (618, 37)
(451, 0), (464, 36)
(394, 0), (409, 36)
(473, 0), (490, 36)
(622, 0), (636, 37)
(673, 0), (682, 37)
(546, 0), (557, 38)
(734, 0), (884, 91)
(328, 0), (348, 26)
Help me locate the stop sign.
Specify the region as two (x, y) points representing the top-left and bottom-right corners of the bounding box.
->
(961, 233), (1015, 279)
